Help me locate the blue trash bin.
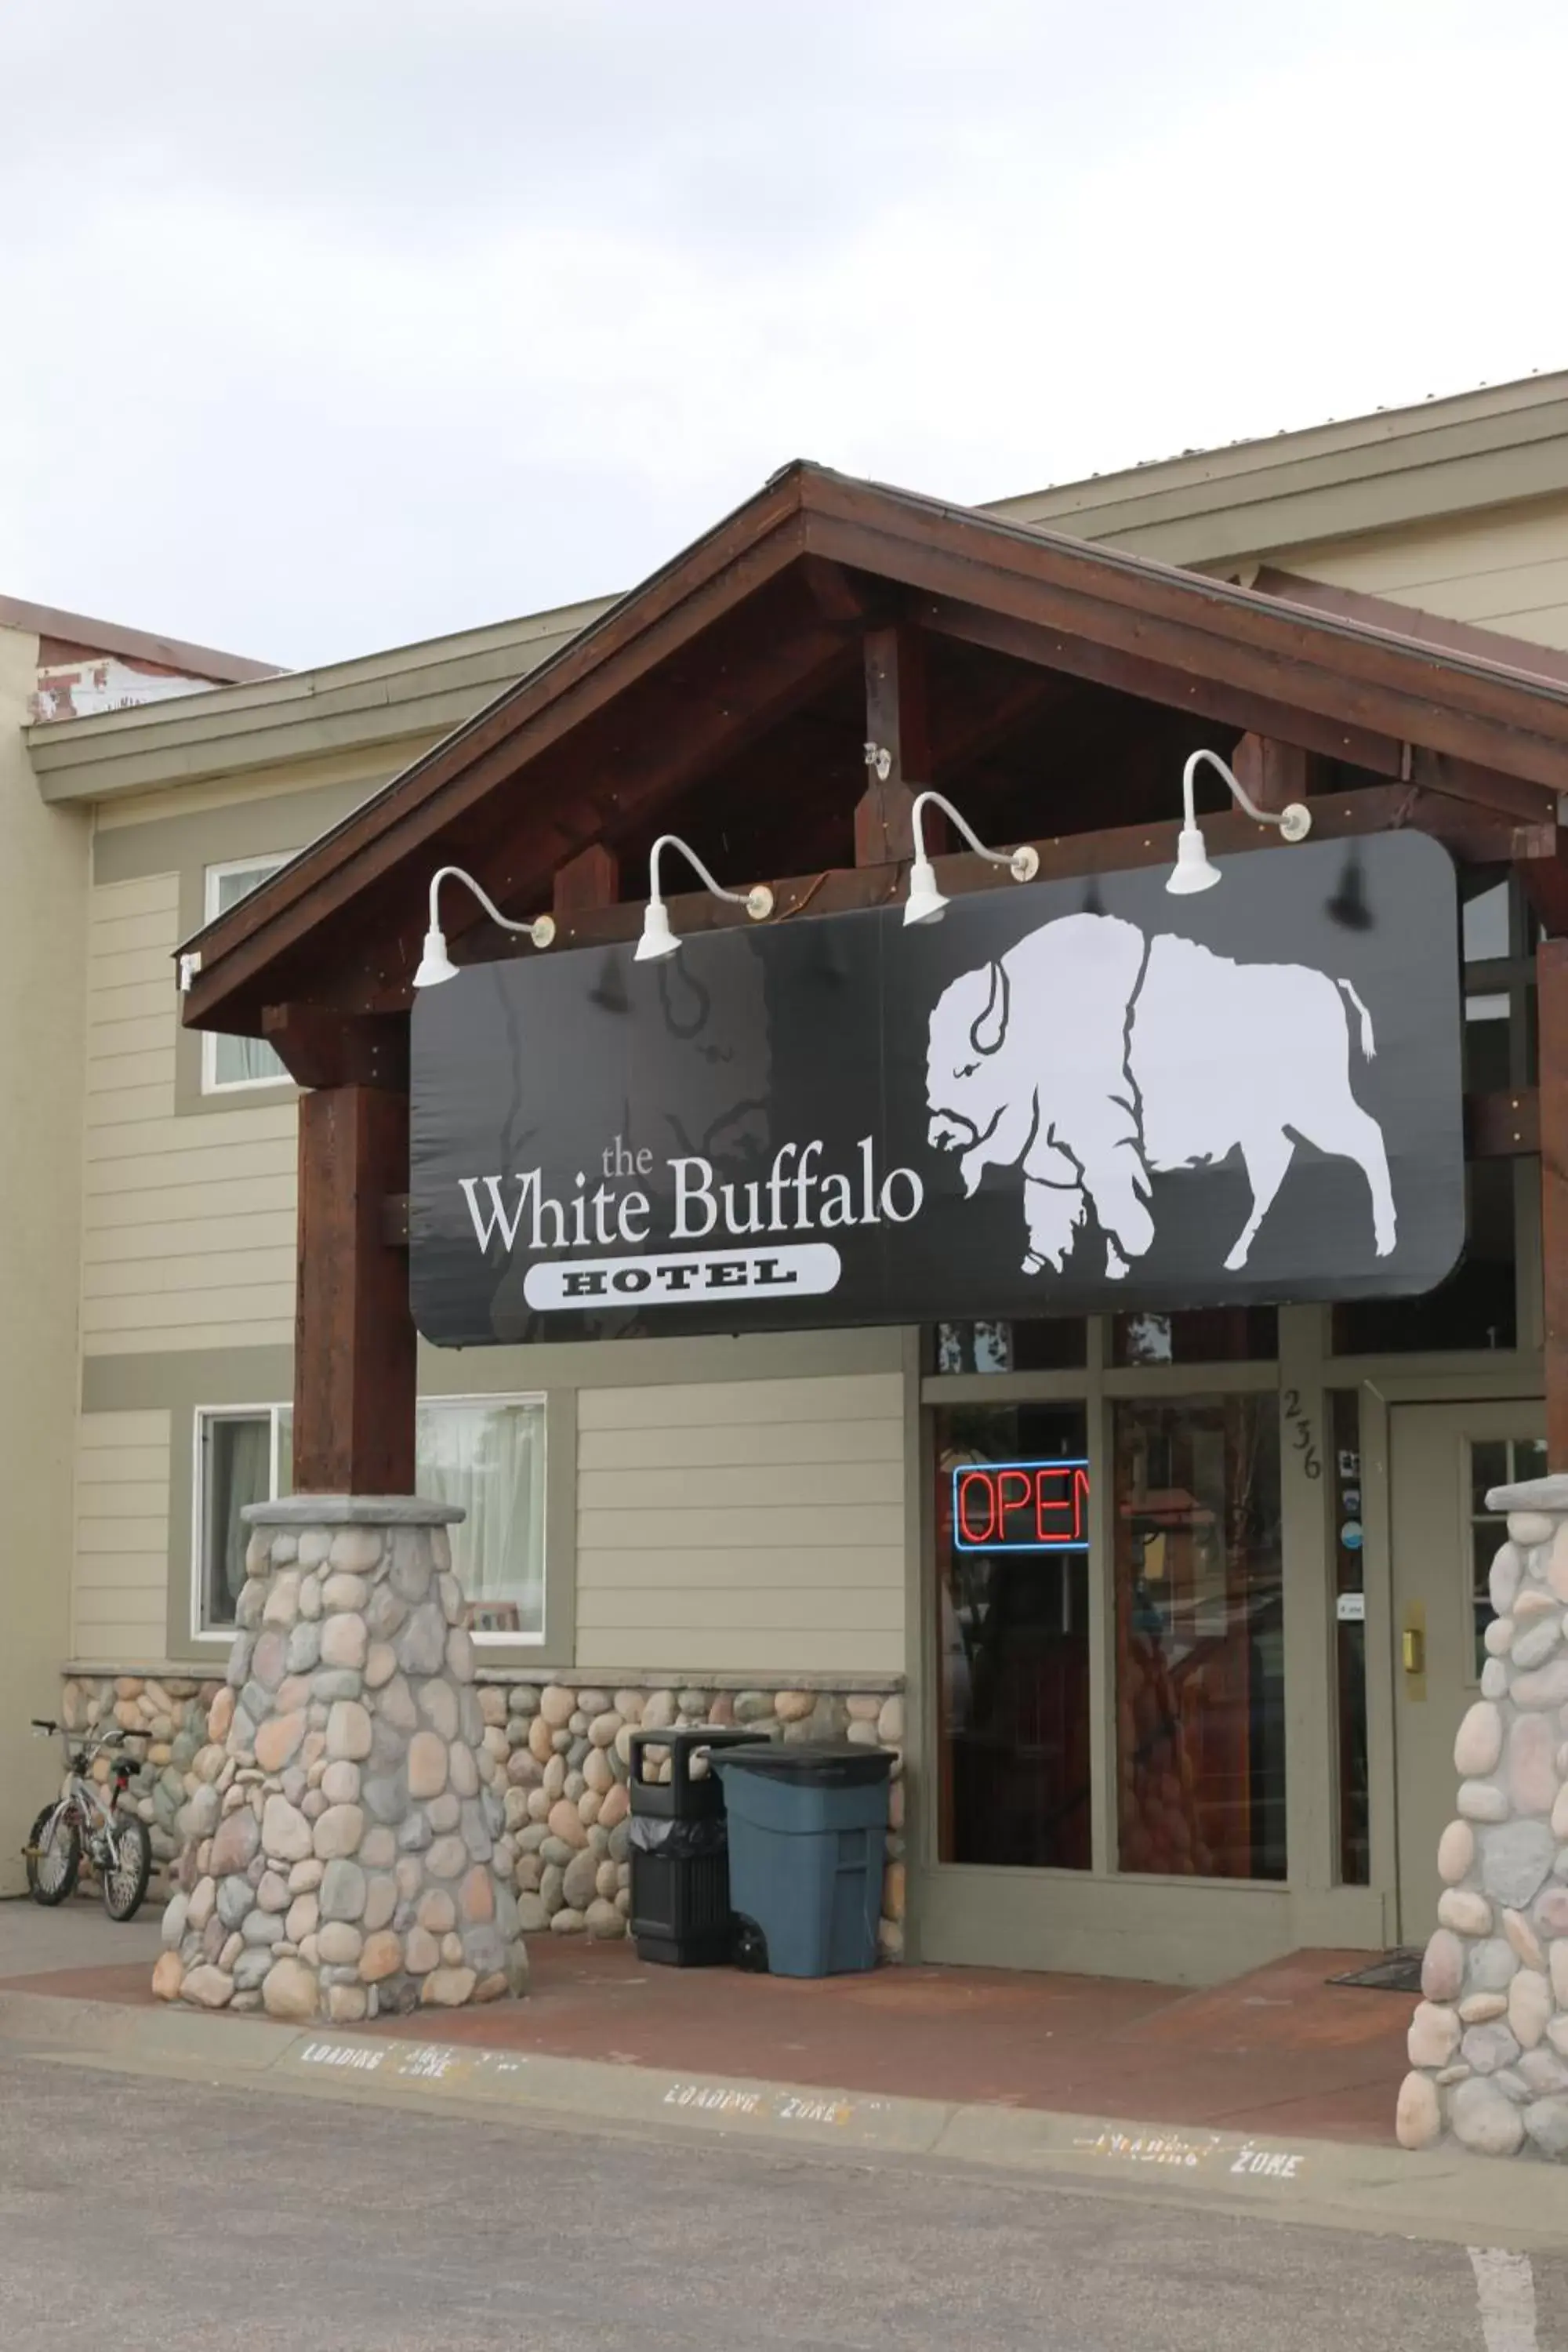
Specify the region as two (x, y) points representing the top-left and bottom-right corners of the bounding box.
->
(710, 1743), (892, 1977)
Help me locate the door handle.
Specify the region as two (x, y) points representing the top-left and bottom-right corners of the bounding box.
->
(1402, 1626), (1425, 1676)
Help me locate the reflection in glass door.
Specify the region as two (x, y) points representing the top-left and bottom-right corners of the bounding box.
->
(934, 1403), (1092, 1870)
(1112, 1396), (1286, 1882)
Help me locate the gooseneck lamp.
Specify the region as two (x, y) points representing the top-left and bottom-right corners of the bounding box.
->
(633, 834), (775, 964)
(1166, 750), (1313, 897)
(413, 866), (556, 988)
(903, 789), (1040, 927)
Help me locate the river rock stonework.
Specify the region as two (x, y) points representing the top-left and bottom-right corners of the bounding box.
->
(151, 1499), (525, 2023)
(65, 1671), (906, 1958)
(1398, 1475), (1568, 2162)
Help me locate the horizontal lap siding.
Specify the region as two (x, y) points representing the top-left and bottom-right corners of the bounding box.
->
(82, 876), (297, 1352)
(73, 1411), (171, 1661)
(575, 1374), (907, 1675)
(1280, 493), (1568, 650)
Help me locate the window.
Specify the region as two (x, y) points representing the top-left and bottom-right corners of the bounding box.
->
(194, 1396), (547, 1639)
(201, 858), (293, 1090)
(934, 1402), (1093, 1869)
(1112, 1394), (1285, 1882)
(196, 1407), (290, 1635)
(1468, 1434), (1549, 1675)
(935, 1319), (1087, 1374)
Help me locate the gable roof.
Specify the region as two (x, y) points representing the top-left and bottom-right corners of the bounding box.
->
(180, 458), (1568, 1040)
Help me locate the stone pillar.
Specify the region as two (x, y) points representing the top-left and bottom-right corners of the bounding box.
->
(153, 1498), (526, 2024)
(1397, 1477), (1568, 2162)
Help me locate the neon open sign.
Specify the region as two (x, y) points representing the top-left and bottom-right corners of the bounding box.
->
(952, 1459), (1091, 1552)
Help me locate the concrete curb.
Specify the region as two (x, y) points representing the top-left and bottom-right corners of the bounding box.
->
(1, 1987), (1563, 2249)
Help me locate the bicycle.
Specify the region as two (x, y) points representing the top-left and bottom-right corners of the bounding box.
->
(24, 1719), (154, 1922)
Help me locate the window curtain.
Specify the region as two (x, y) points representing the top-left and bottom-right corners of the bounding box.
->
(207, 1415), (272, 1627)
(213, 1031), (286, 1085)
(417, 1403), (545, 1635)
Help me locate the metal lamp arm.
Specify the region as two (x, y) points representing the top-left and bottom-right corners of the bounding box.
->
(910, 789), (1040, 884)
(429, 865), (547, 939)
(648, 834), (750, 909)
(1181, 751), (1312, 843)
(647, 835), (774, 924)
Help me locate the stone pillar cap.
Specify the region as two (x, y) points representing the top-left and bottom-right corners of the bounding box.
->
(1483, 1474), (1568, 1515)
(241, 1494), (466, 1527)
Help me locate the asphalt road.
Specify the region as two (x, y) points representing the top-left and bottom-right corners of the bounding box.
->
(0, 2049), (1563, 2351)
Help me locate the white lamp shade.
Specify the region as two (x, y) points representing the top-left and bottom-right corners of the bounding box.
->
(633, 898), (680, 962)
(413, 924), (459, 986)
(1165, 826), (1221, 897)
(903, 855), (948, 927)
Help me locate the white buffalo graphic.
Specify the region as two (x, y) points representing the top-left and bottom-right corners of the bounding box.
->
(924, 912), (1396, 1280)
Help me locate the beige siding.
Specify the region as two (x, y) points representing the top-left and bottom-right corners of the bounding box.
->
(1277, 492), (1568, 652)
(83, 873), (296, 1352)
(73, 1410), (172, 1661)
(575, 1373), (906, 1675)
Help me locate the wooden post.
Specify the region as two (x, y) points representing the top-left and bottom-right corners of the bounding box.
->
(1232, 733), (1308, 814)
(553, 842), (620, 920)
(293, 1085), (417, 1493)
(858, 624), (935, 866)
(1540, 939), (1568, 1468)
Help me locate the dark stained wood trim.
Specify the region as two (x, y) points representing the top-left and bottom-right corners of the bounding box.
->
(1232, 734), (1308, 815)
(803, 472), (1568, 768)
(294, 1086), (417, 1492)
(182, 492), (813, 1018)
(1517, 842), (1568, 938)
(1406, 746), (1563, 826)
(180, 460), (1568, 1040)
(261, 1006), (409, 1092)
(804, 496), (1568, 796)
(381, 1193), (412, 1248)
(1467, 1091), (1540, 1158)
(490, 786), (1539, 965)
(856, 625), (931, 866)
(189, 605), (851, 1019)
(915, 592), (1411, 778)
(1539, 938), (1568, 1468)
(551, 842), (620, 918)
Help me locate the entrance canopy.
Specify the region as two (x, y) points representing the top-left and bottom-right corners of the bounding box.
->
(175, 459), (1568, 1491)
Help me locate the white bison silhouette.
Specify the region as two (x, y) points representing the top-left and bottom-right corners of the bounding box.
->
(924, 912), (1396, 1281)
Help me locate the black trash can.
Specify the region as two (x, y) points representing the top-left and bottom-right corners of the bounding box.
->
(626, 1726), (767, 1965)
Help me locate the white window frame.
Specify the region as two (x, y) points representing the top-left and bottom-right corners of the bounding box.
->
(200, 856), (296, 1094)
(190, 1394), (549, 1644)
(421, 1391), (550, 1647)
(191, 1403), (292, 1642)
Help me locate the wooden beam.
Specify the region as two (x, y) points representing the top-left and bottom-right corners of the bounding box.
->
(1232, 734), (1308, 814)
(1517, 840), (1568, 937)
(918, 593), (1414, 779)
(261, 1006), (408, 1092)
(552, 842), (619, 919)
(1406, 745), (1561, 827)
(803, 481), (1568, 793)
(1541, 939), (1568, 1468)
(857, 625), (931, 866)
(293, 1086), (416, 1493)
(532, 785), (1530, 960)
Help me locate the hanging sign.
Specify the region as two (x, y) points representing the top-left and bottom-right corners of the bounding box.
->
(409, 832), (1465, 1345)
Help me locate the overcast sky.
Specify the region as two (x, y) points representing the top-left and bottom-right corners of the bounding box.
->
(2, 2), (1564, 670)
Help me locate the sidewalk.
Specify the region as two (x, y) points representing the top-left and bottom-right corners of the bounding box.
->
(0, 1897), (1407, 2147)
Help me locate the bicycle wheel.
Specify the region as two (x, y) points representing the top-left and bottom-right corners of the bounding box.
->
(26, 1805), (81, 1907)
(102, 1815), (152, 1922)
